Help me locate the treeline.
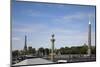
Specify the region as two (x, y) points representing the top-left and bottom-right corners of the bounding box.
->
(12, 45), (96, 58)
(58, 46), (96, 54)
(12, 47), (50, 58)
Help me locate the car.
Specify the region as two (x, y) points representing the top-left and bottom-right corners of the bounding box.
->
(57, 60), (68, 63)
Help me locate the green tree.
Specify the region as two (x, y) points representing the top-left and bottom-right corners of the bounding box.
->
(60, 47), (65, 54)
(70, 46), (79, 54)
(80, 45), (88, 54)
(91, 46), (96, 54)
(38, 47), (45, 56)
(28, 46), (33, 54)
(32, 48), (36, 55)
(12, 50), (19, 58)
(44, 48), (49, 55)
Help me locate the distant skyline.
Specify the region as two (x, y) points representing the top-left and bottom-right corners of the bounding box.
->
(12, 1), (96, 50)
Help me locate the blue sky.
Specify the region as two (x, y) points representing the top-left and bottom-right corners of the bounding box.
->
(12, 1), (96, 50)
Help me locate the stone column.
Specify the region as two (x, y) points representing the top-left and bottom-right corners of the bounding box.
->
(50, 34), (55, 61)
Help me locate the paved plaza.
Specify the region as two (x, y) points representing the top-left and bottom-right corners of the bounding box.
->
(13, 58), (53, 66)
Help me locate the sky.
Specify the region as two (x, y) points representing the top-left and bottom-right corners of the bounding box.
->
(12, 1), (96, 50)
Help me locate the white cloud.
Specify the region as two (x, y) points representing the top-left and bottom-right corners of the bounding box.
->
(54, 12), (95, 23)
(12, 37), (21, 41)
(13, 23), (49, 34)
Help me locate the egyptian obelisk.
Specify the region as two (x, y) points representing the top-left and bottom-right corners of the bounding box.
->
(88, 19), (91, 56)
